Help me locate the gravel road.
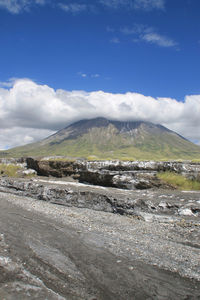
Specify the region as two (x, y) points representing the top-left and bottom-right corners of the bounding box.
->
(0, 191), (200, 299)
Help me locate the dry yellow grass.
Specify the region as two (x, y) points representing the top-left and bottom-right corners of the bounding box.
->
(158, 171), (200, 190)
(0, 164), (21, 177)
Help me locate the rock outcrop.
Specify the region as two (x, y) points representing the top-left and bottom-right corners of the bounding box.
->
(26, 158), (200, 190)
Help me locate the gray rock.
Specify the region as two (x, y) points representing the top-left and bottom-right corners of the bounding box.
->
(0, 177), (200, 221)
(178, 208), (196, 216)
(21, 169), (37, 176)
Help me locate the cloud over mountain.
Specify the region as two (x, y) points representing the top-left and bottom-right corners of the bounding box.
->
(0, 79), (200, 149)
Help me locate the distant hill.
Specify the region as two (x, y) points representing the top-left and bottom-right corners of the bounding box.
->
(2, 117), (200, 160)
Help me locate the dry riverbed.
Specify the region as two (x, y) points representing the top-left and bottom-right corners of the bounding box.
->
(0, 185), (200, 299)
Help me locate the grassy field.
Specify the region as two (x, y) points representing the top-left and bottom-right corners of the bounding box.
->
(158, 172), (200, 190)
(0, 164), (21, 177)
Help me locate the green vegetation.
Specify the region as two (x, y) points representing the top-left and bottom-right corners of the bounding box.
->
(192, 159), (200, 163)
(4, 131), (199, 161)
(0, 164), (21, 177)
(158, 171), (200, 190)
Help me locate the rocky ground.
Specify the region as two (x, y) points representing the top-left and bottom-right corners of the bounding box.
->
(0, 176), (200, 299)
(0, 158), (200, 299)
(0, 177), (200, 219)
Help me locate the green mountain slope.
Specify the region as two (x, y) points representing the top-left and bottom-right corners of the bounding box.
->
(2, 118), (200, 160)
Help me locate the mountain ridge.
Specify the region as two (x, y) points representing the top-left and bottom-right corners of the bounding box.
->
(1, 117), (200, 160)
(43, 117), (185, 143)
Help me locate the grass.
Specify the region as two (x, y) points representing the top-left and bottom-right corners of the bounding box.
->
(42, 157), (76, 162)
(158, 171), (200, 190)
(0, 164), (21, 177)
(192, 159), (200, 163)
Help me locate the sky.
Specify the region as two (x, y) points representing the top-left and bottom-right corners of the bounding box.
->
(0, 0), (200, 149)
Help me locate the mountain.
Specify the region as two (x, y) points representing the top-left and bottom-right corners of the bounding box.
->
(2, 117), (200, 160)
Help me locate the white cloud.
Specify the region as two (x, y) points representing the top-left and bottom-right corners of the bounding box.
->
(99, 0), (165, 10)
(120, 25), (177, 48)
(0, 0), (165, 14)
(0, 0), (28, 13)
(0, 77), (30, 88)
(0, 127), (54, 150)
(78, 72), (87, 78)
(99, 0), (131, 9)
(91, 74), (100, 78)
(78, 72), (100, 78)
(2, 0), (168, 20)
(0, 78), (200, 149)
(0, 81), (14, 88)
(134, 0), (165, 10)
(0, 0), (46, 14)
(142, 32), (177, 47)
(58, 3), (88, 14)
(120, 24), (147, 35)
(120, 27), (138, 35)
(110, 37), (120, 43)
(35, 0), (46, 4)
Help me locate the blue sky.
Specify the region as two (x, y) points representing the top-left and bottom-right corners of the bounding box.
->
(0, 0), (200, 149)
(0, 0), (200, 99)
